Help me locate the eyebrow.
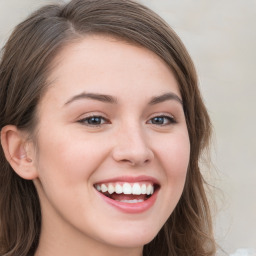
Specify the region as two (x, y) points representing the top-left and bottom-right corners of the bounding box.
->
(64, 92), (118, 106)
(149, 92), (183, 105)
(64, 92), (182, 106)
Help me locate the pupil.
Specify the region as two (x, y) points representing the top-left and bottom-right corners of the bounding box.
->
(89, 117), (101, 124)
(153, 117), (163, 124)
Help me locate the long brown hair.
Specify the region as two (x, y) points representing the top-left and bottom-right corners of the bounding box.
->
(0, 0), (215, 255)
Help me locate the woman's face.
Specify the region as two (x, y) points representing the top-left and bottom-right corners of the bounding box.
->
(33, 35), (190, 252)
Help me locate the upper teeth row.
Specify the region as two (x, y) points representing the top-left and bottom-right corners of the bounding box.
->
(95, 183), (154, 195)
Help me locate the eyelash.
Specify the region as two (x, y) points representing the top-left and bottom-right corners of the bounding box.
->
(78, 115), (110, 127)
(78, 114), (176, 127)
(147, 115), (177, 126)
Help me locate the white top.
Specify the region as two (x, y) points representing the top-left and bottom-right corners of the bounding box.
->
(230, 249), (256, 256)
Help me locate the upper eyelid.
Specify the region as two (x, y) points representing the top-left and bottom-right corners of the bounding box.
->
(151, 113), (174, 118)
(79, 115), (109, 121)
(148, 112), (176, 120)
(77, 111), (109, 120)
(149, 115), (176, 122)
(76, 111), (177, 122)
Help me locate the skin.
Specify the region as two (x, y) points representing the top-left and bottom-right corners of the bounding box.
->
(15, 35), (190, 256)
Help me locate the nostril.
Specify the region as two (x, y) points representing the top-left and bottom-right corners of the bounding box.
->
(112, 141), (154, 166)
(121, 159), (136, 165)
(119, 157), (151, 167)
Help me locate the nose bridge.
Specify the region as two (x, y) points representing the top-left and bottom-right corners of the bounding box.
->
(112, 120), (153, 166)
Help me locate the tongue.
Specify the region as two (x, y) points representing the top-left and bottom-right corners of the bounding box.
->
(107, 193), (147, 201)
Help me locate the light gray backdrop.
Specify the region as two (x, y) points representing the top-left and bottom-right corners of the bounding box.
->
(0, 0), (255, 254)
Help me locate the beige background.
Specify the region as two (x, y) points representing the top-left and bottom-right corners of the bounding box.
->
(0, 0), (255, 254)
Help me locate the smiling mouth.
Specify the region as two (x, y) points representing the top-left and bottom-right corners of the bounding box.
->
(94, 182), (159, 203)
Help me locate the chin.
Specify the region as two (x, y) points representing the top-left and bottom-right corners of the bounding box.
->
(97, 224), (160, 248)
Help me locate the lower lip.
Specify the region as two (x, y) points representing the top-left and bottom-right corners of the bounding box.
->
(96, 189), (159, 214)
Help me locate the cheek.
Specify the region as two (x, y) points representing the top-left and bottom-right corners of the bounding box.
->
(35, 129), (109, 190)
(158, 132), (190, 179)
(33, 131), (111, 228)
(150, 132), (190, 228)
(157, 132), (190, 201)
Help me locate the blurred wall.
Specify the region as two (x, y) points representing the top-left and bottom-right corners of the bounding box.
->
(0, 0), (255, 254)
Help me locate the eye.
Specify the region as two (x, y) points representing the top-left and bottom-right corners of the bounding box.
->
(78, 115), (109, 126)
(148, 115), (176, 126)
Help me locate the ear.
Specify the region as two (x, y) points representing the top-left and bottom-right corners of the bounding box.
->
(0, 125), (38, 180)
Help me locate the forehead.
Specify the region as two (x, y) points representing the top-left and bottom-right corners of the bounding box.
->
(43, 34), (180, 105)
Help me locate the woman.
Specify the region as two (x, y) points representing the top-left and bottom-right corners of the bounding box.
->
(0, 0), (216, 255)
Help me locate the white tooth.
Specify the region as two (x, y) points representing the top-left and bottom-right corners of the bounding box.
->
(141, 184), (147, 194)
(132, 183), (142, 195)
(120, 200), (130, 203)
(115, 184), (123, 194)
(96, 184), (101, 191)
(134, 199), (144, 203)
(108, 184), (115, 194)
(101, 184), (108, 193)
(123, 183), (132, 194)
(119, 199), (144, 203)
(150, 185), (154, 195)
(146, 184), (152, 195)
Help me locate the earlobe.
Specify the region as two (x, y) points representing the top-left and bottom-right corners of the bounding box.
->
(0, 125), (38, 180)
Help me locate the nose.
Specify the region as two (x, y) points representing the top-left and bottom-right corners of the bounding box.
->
(112, 125), (154, 167)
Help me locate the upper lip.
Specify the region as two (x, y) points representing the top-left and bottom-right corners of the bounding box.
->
(94, 175), (160, 186)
